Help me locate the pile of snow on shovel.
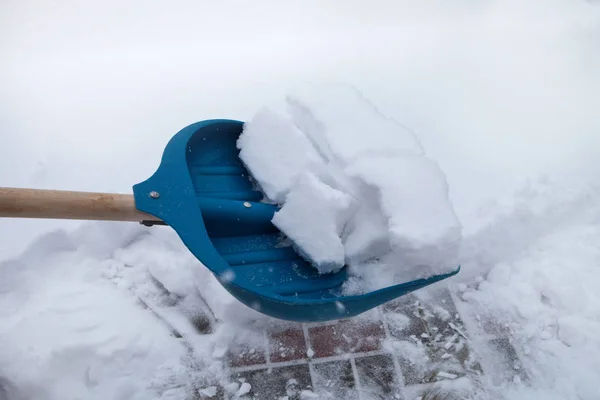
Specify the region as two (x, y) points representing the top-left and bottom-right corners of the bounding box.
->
(237, 85), (462, 286)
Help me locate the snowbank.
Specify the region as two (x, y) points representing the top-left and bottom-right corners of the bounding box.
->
(238, 85), (462, 276)
(0, 225), (188, 399)
(456, 178), (600, 400)
(0, 223), (252, 400)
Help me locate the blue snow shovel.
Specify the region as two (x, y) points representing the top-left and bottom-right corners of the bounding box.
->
(0, 119), (460, 322)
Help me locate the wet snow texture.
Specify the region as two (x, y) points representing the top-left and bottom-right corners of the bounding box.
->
(0, 222), (275, 400)
(238, 85), (462, 276)
(3, 177), (600, 400)
(0, 224), (225, 400)
(455, 179), (600, 400)
(2, 1), (600, 399)
(271, 171), (355, 273)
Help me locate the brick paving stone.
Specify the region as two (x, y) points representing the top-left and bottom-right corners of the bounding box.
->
(487, 337), (529, 384)
(233, 364), (312, 399)
(382, 288), (486, 389)
(227, 341), (266, 368)
(308, 319), (386, 358)
(355, 354), (402, 399)
(385, 305), (424, 339)
(395, 342), (429, 386)
(479, 315), (512, 337)
(307, 324), (341, 358)
(195, 385), (225, 400)
(268, 325), (307, 363)
(224, 286), (516, 400)
(312, 360), (358, 399)
(341, 319), (386, 353)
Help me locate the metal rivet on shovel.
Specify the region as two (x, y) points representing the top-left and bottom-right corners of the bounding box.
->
(243, 201), (252, 208)
(149, 191), (160, 199)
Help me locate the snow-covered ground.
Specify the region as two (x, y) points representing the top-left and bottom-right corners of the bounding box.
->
(2, 1), (600, 399)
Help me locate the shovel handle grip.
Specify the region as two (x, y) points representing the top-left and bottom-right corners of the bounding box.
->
(0, 187), (160, 223)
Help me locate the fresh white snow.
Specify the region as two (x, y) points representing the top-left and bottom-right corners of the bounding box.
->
(271, 171), (355, 273)
(346, 154), (462, 270)
(0, 225), (195, 400)
(239, 85), (462, 276)
(237, 108), (322, 204)
(285, 85), (424, 165)
(456, 179), (600, 400)
(1, 1), (600, 399)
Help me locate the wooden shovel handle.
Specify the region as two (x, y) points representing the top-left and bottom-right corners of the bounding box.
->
(0, 187), (161, 223)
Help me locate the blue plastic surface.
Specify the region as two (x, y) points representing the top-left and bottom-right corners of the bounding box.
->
(133, 119), (460, 322)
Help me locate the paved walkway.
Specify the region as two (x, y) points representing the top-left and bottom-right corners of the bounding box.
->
(208, 285), (520, 399)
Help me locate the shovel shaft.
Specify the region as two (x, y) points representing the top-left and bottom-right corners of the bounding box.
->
(0, 187), (161, 223)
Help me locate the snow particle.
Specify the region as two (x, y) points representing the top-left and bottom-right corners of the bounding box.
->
(437, 371), (458, 380)
(211, 345), (228, 359)
(236, 382), (252, 397)
(221, 269), (236, 282)
(224, 382), (240, 394)
(198, 386), (218, 398)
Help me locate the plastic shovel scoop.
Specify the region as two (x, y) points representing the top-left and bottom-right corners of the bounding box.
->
(0, 119), (460, 322)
